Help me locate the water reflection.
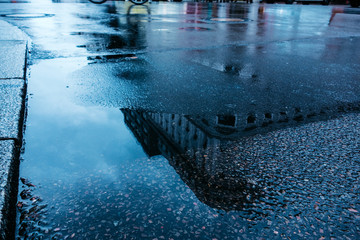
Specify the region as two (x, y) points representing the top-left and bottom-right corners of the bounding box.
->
(74, 2), (150, 54)
(16, 2), (360, 239)
(122, 109), (261, 211)
(118, 108), (360, 239)
(120, 100), (360, 213)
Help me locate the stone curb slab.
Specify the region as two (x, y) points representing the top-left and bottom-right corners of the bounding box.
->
(0, 41), (27, 79)
(0, 79), (26, 140)
(0, 140), (18, 240)
(0, 21), (28, 41)
(0, 22), (28, 240)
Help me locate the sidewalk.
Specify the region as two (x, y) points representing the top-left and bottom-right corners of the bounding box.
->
(0, 20), (28, 240)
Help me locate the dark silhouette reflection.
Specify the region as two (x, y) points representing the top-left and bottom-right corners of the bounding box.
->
(74, 3), (149, 54)
(121, 109), (264, 211)
(121, 98), (360, 211)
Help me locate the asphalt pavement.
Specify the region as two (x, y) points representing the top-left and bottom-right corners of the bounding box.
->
(0, 20), (28, 240)
(0, 1), (360, 239)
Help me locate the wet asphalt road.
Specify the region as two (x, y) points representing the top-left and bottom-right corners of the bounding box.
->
(0, 0), (360, 239)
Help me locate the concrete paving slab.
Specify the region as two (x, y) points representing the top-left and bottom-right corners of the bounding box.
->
(0, 79), (25, 140)
(0, 40), (27, 79)
(0, 20), (28, 240)
(0, 140), (17, 240)
(0, 19), (28, 240)
(0, 20), (28, 41)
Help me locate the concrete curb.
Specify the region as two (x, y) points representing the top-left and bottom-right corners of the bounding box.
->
(0, 20), (28, 240)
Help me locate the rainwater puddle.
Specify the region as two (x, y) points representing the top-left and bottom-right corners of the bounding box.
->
(1, 13), (54, 18)
(17, 56), (360, 239)
(208, 18), (250, 23)
(2, 1), (358, 238)
(17, 57), (254, 239)
(178, 27), (212, 31)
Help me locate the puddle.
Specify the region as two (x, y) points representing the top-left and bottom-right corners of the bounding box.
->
(13, 3), (360, 238)
(87, 53), (138, 63)
(17, 57), (360, 239)
(178, 27), (212, 31)
(206, 18), (251, 23)
(210, 18), (247, 22)
(2, 13), (54, 18)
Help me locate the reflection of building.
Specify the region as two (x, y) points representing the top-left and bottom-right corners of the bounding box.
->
(122, 99), (360, 210)
(122, 109), (259, 211)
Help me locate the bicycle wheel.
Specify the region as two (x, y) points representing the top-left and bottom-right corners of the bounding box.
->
(129, 0), (148, 5)
(89, 0), (107, 4)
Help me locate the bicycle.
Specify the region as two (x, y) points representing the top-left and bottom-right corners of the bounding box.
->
(89, 0), (148, 5)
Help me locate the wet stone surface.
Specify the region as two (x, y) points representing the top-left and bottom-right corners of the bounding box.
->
(0, 21), (28, 42)
(0, 141), (15, 216)
(16, 112), (360, 239)
(2, 2), (359, 239)
(0, 41), (27, 79)
(0, 79), (26, 139)
(0, 140), (17, 240)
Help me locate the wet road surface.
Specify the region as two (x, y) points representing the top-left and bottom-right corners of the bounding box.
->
(0, 1), (359, 239)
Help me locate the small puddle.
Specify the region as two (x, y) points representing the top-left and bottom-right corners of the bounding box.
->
(15, 13), (360, 237)
(87, 54), (139, 64)
(2, 13), (54, 18)
(178, 27), (212, 31)
(207, 18), (251, 23)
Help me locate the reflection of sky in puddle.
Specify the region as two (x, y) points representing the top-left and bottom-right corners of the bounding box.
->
(22, 58), (144, 182)
(16, 3), (360, 237)
(19, 58), (360, 240)
(19, 58), (253, 239)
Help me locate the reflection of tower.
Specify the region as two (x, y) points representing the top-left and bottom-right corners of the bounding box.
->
(121, 109), (259, 211)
